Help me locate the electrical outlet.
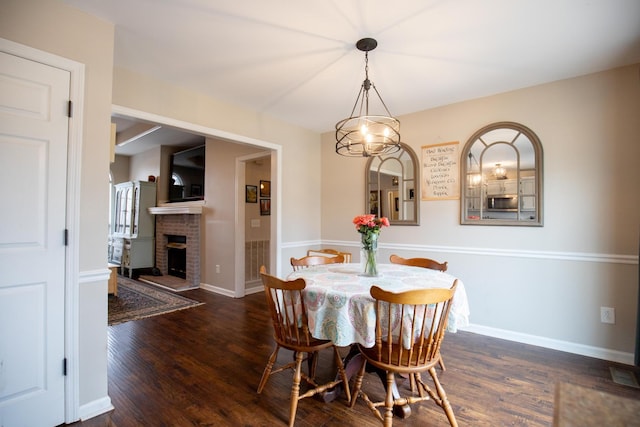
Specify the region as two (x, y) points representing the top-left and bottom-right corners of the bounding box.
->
(600, 307), (615, 324)
(215, 265), (220, 274)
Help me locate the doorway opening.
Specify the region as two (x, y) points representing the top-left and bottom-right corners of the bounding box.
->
(110, 105), (280, 299)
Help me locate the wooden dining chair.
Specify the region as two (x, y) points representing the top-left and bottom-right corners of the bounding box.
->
(389, 254), (448, 371)
(350, 281), (459, 427)
(389, 254), (448, 272)
(257, 266), (351, 427)
(290, 254), (345, 271)
(307, 248), (352, 263)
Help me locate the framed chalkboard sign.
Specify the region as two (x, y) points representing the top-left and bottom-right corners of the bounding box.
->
(421, 141), (460, 200)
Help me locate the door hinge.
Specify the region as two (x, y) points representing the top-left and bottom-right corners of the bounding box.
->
(67, 100), (73, 118)
(64, 229), (69, 246)
(63, 358), (67, 376)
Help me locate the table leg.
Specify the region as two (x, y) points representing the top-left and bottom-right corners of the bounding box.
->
(319, 345), (362, 402)
(320, 345), (412, 419)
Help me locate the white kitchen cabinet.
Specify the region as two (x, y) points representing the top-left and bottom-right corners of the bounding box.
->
(120, 237), (155, 278)
(112, 181), (156, 238)
(487, 179), (517, 195)
(109, 181), (156, 276)
(519, 177), (536, 212)
(519, 176), (535, 195)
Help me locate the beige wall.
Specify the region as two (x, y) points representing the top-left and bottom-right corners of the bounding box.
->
(129, 145), (161, 185)
(201, 138), (264, 289)
(1, 0), (115, 416)
(321, 64), (640, 359)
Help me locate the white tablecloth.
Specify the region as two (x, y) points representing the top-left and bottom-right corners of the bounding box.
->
(287, 263), (470, 347)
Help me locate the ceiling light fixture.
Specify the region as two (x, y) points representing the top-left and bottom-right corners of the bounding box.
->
(493, 163), (507, 179)
(335, 38), (401, 157)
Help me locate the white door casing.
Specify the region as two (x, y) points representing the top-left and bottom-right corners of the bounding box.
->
(0, 50), (69, 426)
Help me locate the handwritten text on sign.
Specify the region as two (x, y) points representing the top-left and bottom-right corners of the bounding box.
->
(421, 141), (460, 200)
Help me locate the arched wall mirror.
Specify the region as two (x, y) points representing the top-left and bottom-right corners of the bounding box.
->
(365, 142), (419, 225)
(461, 122), (543, 226)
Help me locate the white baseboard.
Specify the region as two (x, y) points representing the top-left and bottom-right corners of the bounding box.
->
(78, 396), (114, 421)
(201, 282), (263, 297)
(244, 284), (263, 295)
(199, 282), (236, 297)
(465, 324), (635, 365)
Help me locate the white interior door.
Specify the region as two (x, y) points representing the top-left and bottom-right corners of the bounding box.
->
(0, 50), (69, 426)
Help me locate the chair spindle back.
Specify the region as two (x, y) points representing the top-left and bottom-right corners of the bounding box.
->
(260, 266), (313, 347)
(370, 280), (458, 369)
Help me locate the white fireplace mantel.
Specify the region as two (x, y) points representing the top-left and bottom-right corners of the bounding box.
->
(148, 205), (203, 215)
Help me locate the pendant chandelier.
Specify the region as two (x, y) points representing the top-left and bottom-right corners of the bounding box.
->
(335, 38), (401, 157)
(493, 163), (507, 179)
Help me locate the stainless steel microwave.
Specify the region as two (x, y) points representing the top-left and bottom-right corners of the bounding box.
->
(487, 196), (518, 211)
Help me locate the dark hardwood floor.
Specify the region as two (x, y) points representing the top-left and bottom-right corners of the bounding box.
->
(74, 286), (640, 426)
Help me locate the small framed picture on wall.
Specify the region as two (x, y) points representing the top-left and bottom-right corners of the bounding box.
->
(260, 198), (271, 216)
(245, 185), (257, 203)
(260, 180), (271, 198)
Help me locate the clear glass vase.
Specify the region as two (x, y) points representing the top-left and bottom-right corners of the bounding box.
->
(360, 232), (379, 277)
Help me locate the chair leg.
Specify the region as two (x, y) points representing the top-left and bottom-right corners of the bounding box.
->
(288, 351), (305, 427)
(409, 373), (417, 393)
(415, 372), (428, 398)
(428, 367), (458, 427)
(383, 371), (395, 427)
(257, 344), (280, 393)
(438, 356), (446, 371)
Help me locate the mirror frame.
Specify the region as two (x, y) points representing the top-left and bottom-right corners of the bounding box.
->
(460, 121), (544, 226)
(365, 142), (420, 226)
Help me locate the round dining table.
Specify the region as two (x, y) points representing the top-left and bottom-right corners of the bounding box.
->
(287, 262), (470, 348)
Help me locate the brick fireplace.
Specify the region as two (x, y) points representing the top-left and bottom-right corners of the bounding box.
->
(151, 208), (201, 288)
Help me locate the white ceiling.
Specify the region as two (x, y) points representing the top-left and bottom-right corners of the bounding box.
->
(64, 0), (640, 154)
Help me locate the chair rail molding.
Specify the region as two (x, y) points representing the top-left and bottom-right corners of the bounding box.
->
(315, 240), (638, 265)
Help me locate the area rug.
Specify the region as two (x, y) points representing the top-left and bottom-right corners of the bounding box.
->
(138, 274), (199, 292)
(108, 277), (204, 326)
